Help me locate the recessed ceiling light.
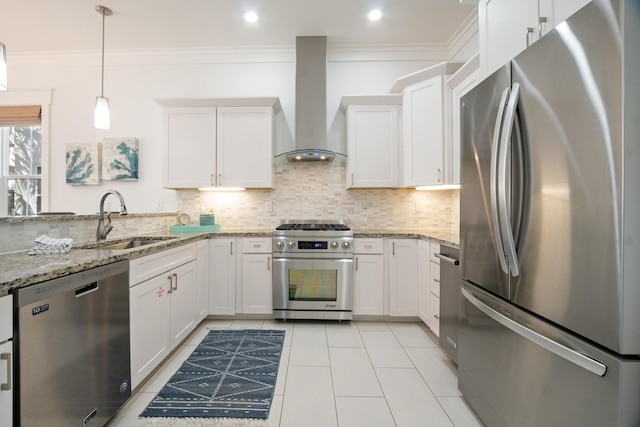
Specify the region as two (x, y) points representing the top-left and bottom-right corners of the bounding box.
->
(368, 9), (382, 21)
(244, 11), (258, 23)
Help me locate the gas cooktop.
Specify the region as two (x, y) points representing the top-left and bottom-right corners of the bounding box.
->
(275, 219), (350, 231)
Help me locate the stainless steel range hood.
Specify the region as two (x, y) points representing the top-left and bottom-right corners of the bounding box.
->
(285, 36), (336, 162)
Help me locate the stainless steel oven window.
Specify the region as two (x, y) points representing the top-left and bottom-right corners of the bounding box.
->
(288, 268), (337, 301)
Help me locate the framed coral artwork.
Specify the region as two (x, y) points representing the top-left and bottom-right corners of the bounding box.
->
(102, 137), (139, 181)
(66, 142), (101, 185)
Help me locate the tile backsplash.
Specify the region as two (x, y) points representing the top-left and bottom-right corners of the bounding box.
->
(177, 158), (460, 230)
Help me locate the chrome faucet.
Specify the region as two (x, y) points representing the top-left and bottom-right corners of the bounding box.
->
(97, 190), (128, 241)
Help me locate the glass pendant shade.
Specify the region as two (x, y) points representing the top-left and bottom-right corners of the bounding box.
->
(0, 42), (7, 90)
(94, 96), (110, 129)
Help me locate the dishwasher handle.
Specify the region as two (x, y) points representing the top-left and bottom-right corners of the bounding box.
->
(435, 253), (459, 265)
(75, 282), (99, 297)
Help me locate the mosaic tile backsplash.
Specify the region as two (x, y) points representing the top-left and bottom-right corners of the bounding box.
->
(176, 158), (460, 231)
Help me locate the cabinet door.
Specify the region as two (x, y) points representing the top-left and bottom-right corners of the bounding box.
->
(402, 77), (445, 186)
(539, 0), (591, 30)
(346, 105), (398, 188)
(163, 107), (216, 188)
(480, 0), (539, 77)
(430, 294), (440, 337)
(450, 68), (480, 185)
(209, 239), (237, 315)
(418, 241), (431, 324)
(0, 341), (11, 426)
(195, 240), (209, 323)
(216, 107), (274, 188)
(169, 261), (197, 349)
(130, 273), (171, 389)
(388, 239), (419, 316)
(354, 254), (385, 316)
(241, 254), (273, 314)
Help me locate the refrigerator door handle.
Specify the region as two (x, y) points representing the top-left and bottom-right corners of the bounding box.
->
(461, 286), (607, 377)
(490, 87), (511, 275)
(498, 82), (521, 277)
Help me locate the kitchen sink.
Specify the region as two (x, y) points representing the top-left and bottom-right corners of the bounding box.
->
(78, 236), (178, 250)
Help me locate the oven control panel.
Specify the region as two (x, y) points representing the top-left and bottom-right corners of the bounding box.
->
(273, 237), (353, 254)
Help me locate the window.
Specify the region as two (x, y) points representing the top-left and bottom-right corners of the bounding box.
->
(1, 123), (42, 215)
(0, 92), (50, 216)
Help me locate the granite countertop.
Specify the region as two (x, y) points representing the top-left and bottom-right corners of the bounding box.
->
(0, 227), (457, 296)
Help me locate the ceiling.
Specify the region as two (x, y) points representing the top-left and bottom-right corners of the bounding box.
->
(1, 0), (477, 53)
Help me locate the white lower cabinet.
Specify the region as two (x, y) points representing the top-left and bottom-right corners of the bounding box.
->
(0, 294), (13, 427)
(129, 243), (197, 389)
(241, 238), (273, 314)
(130, 273), (171, 389)
(195, 240), (209, 323)
(388, 239), (419, 316)
(418, 240), (431, 324)
(353, 238), (385, 316)
(427, 243), (441, 336)
(209, 238), (237, 315)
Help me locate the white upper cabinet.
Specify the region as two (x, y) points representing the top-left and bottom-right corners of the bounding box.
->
(158, 98), (279, 189)
(391, 62), (463, 187)
(217, 107), (274, 188)
(342, 95), (402, 188)
(447, 55), (480, 185)
(163, 107), (217, 188)
(480, 0), (591, 77)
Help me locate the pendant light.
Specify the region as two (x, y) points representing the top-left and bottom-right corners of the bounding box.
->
(94, 5), (112, 129)
(0, 42), (7, 90)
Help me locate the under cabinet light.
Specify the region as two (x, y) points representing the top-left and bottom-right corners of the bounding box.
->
(415, 184), (461, 191)
(198, 187), (246, 192)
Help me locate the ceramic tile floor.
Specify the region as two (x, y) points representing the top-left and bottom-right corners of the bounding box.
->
(107, 320), (484, 427)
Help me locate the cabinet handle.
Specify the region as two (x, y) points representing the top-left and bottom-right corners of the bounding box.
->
(438, 168), (442, 183)
(218, 173), (222, 186)
(167, 275), (173, 294)
(392, 242), (395, 255)
(268, 256), (271, 271)
(434, 278), (440, 283)
(355, 257), (359, 271)
(230, 242), (233, 255)
(525, 27), (534, 47)
(211, 174), (215, 186)
(538, 16), (547, 38)
(351, 173), (354, 186)
(172, 273), (178, 291)
(434, 314), (440, 320)
(1, 353), (11, 391)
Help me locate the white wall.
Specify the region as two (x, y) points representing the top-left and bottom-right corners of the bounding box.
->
(8, 47), (441, 214)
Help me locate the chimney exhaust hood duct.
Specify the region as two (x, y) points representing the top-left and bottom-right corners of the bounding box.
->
(285, 36), (336, 162)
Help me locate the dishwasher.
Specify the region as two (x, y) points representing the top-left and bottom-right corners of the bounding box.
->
(436, 245), (460, 364)
(14, 260), (131, 427)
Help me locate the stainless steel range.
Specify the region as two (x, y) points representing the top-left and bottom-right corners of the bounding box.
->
(273, 219), (353, 320)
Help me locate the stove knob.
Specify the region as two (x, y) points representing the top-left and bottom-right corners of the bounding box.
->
(276, 241), (284, 250)
(287, 241), (296, 249)
(330, 241), (339, 249)
(342, 241), (351, 249)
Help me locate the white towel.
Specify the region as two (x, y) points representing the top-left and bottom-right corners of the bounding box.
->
(28, 235), (74, 255)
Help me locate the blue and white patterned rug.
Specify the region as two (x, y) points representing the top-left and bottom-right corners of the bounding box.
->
(137, 329), (285, 426)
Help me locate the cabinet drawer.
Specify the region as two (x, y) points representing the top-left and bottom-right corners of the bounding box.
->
(354, 238), (384, 254)
(242, 237), (272, 253)
(429, 243), (441, 264)
(0, 294), (12, 342)
(430, 262), (440, 297)
(130, 243), (196, 287)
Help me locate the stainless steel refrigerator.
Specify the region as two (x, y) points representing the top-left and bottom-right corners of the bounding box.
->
(458, 1), (640, 426)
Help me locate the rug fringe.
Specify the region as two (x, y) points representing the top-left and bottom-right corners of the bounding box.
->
(132, 417), (268, 427)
